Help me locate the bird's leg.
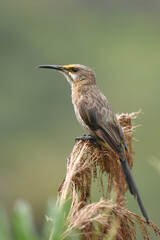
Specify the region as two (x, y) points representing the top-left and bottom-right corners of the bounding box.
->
(75, 134), (102, 148)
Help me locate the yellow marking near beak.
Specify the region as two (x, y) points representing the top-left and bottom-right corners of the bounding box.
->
(63, 64), (75, 70)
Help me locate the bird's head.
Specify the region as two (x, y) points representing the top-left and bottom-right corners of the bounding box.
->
(38, 64), (96, 86)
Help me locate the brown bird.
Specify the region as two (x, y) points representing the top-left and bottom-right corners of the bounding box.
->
(38, 64), (149, 223)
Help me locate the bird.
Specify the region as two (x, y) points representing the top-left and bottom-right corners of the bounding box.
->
(38, 63), (149, 223)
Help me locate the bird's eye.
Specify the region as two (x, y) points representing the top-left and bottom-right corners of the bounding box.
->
(72, 68), (78, 72)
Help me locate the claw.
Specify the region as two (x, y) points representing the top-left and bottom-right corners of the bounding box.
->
(75, 134), (102, 148)
(75, 134), (87, 142)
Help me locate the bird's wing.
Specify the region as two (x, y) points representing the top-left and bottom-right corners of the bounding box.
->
(79, 102), (149, 222)
(79, 102), (125, 157)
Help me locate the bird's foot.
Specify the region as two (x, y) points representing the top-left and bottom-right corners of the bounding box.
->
(75, 134), (102, 148)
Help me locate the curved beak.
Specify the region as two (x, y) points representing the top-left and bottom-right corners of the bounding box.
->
(38, 65), (64, 71)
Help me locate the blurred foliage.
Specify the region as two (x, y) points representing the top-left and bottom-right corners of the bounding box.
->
(0, 200), (80, 240)
(0, 201), (39, 240)
(0, 0), (160, 239)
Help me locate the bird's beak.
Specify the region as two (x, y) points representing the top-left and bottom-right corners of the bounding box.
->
(38, 65), (64, 71)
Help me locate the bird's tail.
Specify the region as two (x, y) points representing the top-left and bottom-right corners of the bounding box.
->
(120, 157), (149, 224)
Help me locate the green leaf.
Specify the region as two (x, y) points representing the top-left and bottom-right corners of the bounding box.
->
(12, 200), (38, 240)
(49, 198), (72, 240)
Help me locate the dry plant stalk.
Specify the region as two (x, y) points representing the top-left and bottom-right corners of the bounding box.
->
(57, 111), (160, 240)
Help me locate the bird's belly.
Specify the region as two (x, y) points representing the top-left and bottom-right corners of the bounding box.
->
(74, 105), (94, 135)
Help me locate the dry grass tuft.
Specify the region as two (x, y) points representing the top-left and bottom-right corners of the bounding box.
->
(57, 111), (160, 240)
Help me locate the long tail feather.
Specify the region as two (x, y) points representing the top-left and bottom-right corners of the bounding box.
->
(120, 157), (149, 224)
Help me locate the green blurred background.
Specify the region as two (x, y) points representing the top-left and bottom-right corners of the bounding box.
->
(0, 0), (160, 237)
